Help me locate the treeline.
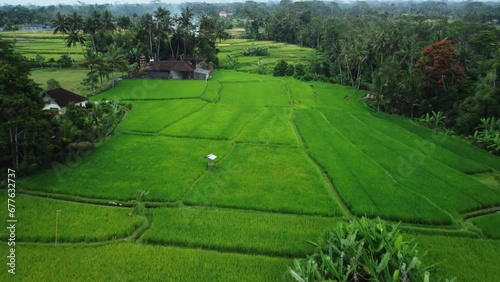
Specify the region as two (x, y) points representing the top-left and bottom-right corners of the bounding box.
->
(256, 0), (499, 150)
(40, 7), (225, 91)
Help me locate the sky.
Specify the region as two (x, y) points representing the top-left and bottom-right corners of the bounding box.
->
(3, 0), (252, 6)
(2, 0), (490, 7)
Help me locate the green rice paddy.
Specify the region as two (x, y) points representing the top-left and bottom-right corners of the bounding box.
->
(7, 36), (500, 281)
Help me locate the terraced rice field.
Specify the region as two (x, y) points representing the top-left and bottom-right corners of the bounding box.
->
(11, 69), (500, 281)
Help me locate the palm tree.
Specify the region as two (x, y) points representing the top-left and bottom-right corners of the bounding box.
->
(154, 7), (172, 60)
(83, 10), (102, 52)
(66, 31), (86, 61)
(52, 12), (70, 58)
(102, 10), (116, 34)
(140, 13), (155, 57)
(67, 12), (85, 59)
(81, 48), (106, 85)
(105, 44), (128, 78)
(215, 19), (230, 43)
(179, 7), (193, 57)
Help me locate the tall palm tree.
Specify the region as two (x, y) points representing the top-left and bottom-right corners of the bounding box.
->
(81, 48), (105, 84)
(179, 7), (193, 58)
(52, 12), (70, 57)
(102, 10), (116, 34)
(67, 12), (84, 58)
(154, 7), (172, 60)
(83, 10), (102, 52)
(140, 13), (155, 57)
(66, 30), (86, 61)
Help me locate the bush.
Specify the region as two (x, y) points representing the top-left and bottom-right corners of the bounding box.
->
(295, 63), (306, 77)
(273, 60), (288, 76)
(472, 117), (500, 155)
(57, 54), (73, 68)
(286, 64), (295, 76)
(290, 217), (448, 282)
(242, 46), (268, 56)
(46, 78), (61, 90)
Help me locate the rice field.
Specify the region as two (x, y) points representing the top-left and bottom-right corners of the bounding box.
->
(10, 37), (500, 281)
(0, 194), (145, 243)
(141, 207), (339, 256)
(217, 39), (319, 74)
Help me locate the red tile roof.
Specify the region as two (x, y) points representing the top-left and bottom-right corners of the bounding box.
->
(149, 60), (196, 72)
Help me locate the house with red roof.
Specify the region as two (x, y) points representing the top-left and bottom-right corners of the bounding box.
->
(148, 59), (213, 80)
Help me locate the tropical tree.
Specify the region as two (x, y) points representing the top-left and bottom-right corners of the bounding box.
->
(140, 13), (155, 57)
(179, 7), (194, 57)
(102, 10), (116, 34)
(0, 38), (52, 172)
(154, 7), (172, 60)
(105, 44), (128, 77)
(66, 30), (86, 61)
(51, 12), (70, 57)
(83, 10), (102, 53)
(81, 49), (104, 90)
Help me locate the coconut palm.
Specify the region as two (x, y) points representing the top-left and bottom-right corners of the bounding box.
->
(179, 7), (193, 57)
(105, 44), (128, 77)
(66, 30), (86, 61)
(154, 7), (172, 60)
(140, 13), (155, 57)
(51, 12), (70, 57)
(102, 10), (116, 34)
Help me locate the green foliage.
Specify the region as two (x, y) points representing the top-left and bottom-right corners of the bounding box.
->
(242, 46), (268, 56)
(286, 64), (295, 76)
(294, 63), (306, 77)
(290, 217), (441, 282)
(472, 117), (500, 155)
(419, 111), (447, 130)
(273, 59), (288, 76)
(57, 54), (73, 67)
(0, 37), (51, 172)
(224, 54), (239, 69)
(46, 78), (61, 90)
(141, 207), (338, 256)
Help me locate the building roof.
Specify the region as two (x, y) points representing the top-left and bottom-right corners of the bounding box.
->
(44, 88), (87, 108)
(149, 60), (196, 72)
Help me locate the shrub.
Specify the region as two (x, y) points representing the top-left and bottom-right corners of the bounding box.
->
(290, 217), (448, 282)
(286, 64), (295, 76)
(273, 60), (288, 76)
(472, 117), (500, 155)
(295, 63), (306, 77)
(46, 78), (61, 90)
(57, 54), (73, 68)
(242, 46), (268, 56)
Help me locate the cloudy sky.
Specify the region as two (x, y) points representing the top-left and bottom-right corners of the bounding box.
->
(3, 0), (249, 6)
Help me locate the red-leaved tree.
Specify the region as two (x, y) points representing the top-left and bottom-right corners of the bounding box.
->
(416, 39), (464, 90)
